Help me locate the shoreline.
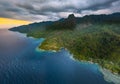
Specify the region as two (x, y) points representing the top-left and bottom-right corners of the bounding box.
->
(100, 67), (120, 84)
(10, 30), (120, 84)
(36, 46), (120, 84)
(36, 47), (58, 53)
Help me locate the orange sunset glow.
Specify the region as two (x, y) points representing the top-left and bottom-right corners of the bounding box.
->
(0, 17), (32, 29)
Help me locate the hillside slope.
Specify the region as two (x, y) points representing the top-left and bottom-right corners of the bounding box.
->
(10, 13), (120, 74)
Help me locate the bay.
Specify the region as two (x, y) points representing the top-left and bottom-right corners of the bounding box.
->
(0, 29), (112, 84)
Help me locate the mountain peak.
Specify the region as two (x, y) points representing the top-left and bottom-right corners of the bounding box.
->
(68, 14), (75, 19)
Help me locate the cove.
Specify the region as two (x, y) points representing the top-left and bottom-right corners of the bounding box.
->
(0, 29), (113, 84)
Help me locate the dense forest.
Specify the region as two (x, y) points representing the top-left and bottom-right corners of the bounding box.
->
(10, 13), (120, 74)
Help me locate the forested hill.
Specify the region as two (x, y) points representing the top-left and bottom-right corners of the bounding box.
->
(10, 13), (120, 74)
(10, 12), (120, 32)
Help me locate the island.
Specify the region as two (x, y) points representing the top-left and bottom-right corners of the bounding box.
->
(10, 13), (120, 74)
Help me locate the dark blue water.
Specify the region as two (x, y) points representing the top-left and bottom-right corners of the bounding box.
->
(0, 29), (112, 84)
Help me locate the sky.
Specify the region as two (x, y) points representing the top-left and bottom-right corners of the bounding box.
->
(0, 0), (120, 29)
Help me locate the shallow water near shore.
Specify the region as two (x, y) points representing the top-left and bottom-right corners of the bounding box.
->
(0, 29), (113, 84)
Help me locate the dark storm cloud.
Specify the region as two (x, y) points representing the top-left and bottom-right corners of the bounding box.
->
(0, 0), (120, 22)
(84, 0), (117, 10)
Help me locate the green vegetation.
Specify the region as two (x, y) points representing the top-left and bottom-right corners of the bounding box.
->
(10, 13), (120, 74)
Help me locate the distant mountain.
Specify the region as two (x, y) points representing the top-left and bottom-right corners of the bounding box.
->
(10, 12), (120, 32)
(77, 12), (120, 23)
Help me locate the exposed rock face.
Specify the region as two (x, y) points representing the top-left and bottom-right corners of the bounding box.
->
(66, 14), (76, 29)
(68, 14), (75, 19)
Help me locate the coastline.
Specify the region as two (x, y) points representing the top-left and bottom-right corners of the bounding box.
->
(36, 46), (58, 53)
(100, 67), (120, 84)
(36, 45), (120, 84)
(10, 29), (120, 84)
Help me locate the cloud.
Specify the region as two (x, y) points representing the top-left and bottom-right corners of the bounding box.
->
(0, 0), (120, 22)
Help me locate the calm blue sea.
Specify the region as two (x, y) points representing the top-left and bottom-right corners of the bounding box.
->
(0, 29), (113, 84)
